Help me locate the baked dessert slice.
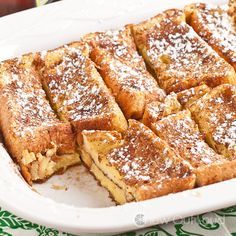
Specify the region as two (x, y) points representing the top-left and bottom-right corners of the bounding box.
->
(177, 84), (211, 108)
(142, 93), (181, 127)
(132, 9), (236, 93)
(185, 3), (236, 70)
(38, 42), (127, 142)
(189, 84), (236, 159)
(81, 130), (133, 204)
(149, 110), (236, 186)
(81, 119), (196, 204)
(0, 54), (80, 184)
(83, 27), (165, 119)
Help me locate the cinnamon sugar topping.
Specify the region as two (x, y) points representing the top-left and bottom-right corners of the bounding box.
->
(85, 28), (165, 100)
(108, 59), (161, 93)
(0, 58), (60, 137)
(154, 111), (224, 167)
(191, 85), (236, 156)
(42, 44), (113, 121)
(92, 28), (145, 67)
(194, 4), (236, 64)
(107, 121), (191, 185)
(147, 18), (225, 79)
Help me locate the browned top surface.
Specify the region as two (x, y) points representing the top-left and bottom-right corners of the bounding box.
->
(191, 3), (236, 65)
(106, 120), (192, 186)
(41, 42), (118, 122)
(228, 0), (236, 23)
(143, 93), (181, 125)
(177, 84), (211, 107)
(104, 58), (164, 95)
(85, 27), (146, 69)
(152, 110), (225, 168)
(0, 55), (61, 138)
(144, 9), (230, 83)
(84, 28), (165, 99)
(191, 84), (236, 155)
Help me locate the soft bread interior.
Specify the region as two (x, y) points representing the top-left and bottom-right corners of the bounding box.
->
(81, 148), (131, 204)
(81, 131), (135, 203)
(21, 146), (81, 184)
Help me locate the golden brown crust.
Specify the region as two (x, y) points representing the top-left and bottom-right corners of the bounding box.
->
(83, 27), (165, 119)
(142, 92), (181, 127)
(149, 110), (233, 186)
(0, 1), (235, 197)
(228, 0), (236, 24)
(177, 84), (211, 108)
(185, 3), (236, 70)
(81, 120), (195, 203)
(0, 54), (79, 184)
(37, 42), (128, 138)
(135, 176), (195, 200)
(189, 84), (236, 159)
(132, 8), (236, 93)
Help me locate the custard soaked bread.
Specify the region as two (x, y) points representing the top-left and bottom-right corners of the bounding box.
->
(1, 1), (235, 201)
(83, 27), (165, 119)
(81, 130), (132, 204)
(148, 110), (236, 186)
(81, 119), (196, 204)
(185, 3), (236, 70)
(132, 9), (236, 93)
(142, 93), (181, 127)
(177, 84), (211, 109)
(38, 42), (127, 140)
(0, 54), (80, 184)
(190, 84), (236, 159)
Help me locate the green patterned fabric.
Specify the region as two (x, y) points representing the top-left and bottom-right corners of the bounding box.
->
(0, 206), (236, 236)
(0, 208), (72, 236)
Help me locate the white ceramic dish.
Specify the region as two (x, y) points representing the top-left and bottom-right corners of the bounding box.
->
(0, 0), (233, 235)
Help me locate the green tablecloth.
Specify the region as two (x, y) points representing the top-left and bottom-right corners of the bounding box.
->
(1, 205), (236, 236)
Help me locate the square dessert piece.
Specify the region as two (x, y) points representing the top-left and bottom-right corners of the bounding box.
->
(185, 3), (236, 70)
(190, 84), (236, 159)
(150, 110), (236, 186)
(38, 42), (127, 141)
(81, 119), (196, 204)
(83, 27), (165, 119)
(0, 54), (80, 184)
(142, 93), (181, 127)
(132, 9), (236, 93)
(177, 84), (211, 108)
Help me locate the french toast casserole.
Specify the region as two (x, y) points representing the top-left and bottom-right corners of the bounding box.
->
(0, 1), (235, 204)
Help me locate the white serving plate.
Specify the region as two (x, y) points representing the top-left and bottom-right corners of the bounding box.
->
(0, 0), (234, 235)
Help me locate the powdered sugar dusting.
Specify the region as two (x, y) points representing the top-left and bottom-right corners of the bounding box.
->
(108, 59), (162, 93)
(191, 85), (236, 157)
(1, 60), (60, 138)
(213, 117), (236, 151)
(93, 28), (144, 67)
(87, 28), (165, 103)
(144, 10), (229, 90)
(107, 121), (192, 185)
(194, 4), (236, 64)
(42, 44), (113, 121)
(154, 110), (224, 167)
(177, 85), (210, 107)
(145, 93), (181, 122)
(147, 21), (222, 73)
